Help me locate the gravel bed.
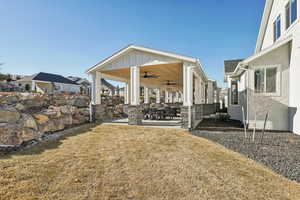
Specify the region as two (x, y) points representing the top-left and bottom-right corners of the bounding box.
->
(192, 129), (300, 183)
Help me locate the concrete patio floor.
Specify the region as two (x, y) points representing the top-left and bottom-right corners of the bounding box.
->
(103, 118), (182, 129)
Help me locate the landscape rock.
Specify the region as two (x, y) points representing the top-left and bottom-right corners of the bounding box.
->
(0, 95), (19, 105)
(15, 103), (26, 111)
(69, 96), (89, 108)
(22, 114), (38, 130)
(0, 106), (21, 123)
(0, 93), (122, 146)
(0, 123), (40, 145)
(33, 114), (50, 125)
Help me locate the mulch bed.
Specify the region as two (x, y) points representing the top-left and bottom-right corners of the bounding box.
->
(192, 119), (300, 183)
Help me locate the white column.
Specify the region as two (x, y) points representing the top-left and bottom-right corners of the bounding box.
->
(207, 81), (214, 104)
(130, 66), (140, 105)
(194, 77), (202, 104)
(95, 71), (102, 104)
(169, 92), (173, 103)
(31, 80), (36, 92)
(144, 87), (150, 104)
(175, 92), (179, 103)
(124, 82), (130, 104)
(179, 92), (183, 103)
(91, 73), (96, 104)
(156, 89), (161, 104)
(165, 90), (169, 103)
(183, 64), (194, 106)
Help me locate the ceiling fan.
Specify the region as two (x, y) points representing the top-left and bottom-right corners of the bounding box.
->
(162, 80), (177, 86)
(141, 71), (160, 79)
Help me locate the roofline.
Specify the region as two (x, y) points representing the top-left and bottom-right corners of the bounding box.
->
(232, 35), (293, 77)
(255, 0), (274, 53)
(224, 59), (244, 62)
(86, 45), (198, 74)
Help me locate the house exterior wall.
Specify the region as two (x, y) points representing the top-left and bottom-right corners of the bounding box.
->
(289, 29), (300, 134)
(227, 0), (300, 133)
(37, 82), (54, 93)
(247, 43), (291, 131)
(261, 0), (300, 50)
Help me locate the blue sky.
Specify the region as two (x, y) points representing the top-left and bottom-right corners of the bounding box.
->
(0, 0), (265, 87)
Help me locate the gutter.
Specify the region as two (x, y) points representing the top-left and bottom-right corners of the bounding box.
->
(231, 35), (293, 78)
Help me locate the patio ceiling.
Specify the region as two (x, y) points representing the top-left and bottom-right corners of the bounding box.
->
(101, 62), (183, 91)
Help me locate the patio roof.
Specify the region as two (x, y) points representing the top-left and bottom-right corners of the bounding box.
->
(86, 45), (201, 74)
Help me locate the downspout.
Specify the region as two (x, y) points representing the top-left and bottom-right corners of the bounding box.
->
(247, 68), (250, 126)
(239, 64), (249, 126)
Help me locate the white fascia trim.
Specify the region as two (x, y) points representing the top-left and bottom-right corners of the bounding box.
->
(255, 0), (274, 54)
(195, 59), (208, 82)
(232, 35), (293, 77)
(86, 45), (198, 74)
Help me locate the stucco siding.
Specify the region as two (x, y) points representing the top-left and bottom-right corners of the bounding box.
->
(289, 30), (300, 134)
(247, 42), (291, 131)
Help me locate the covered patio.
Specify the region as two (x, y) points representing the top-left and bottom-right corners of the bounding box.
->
(86, 45), (215, 129)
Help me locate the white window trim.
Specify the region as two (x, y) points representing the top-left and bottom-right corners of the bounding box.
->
(273, 15), (282, 42)
(253, 65), (281, 97)
(286, 0), (298, 28)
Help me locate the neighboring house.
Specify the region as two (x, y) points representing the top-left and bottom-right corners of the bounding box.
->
(15, 72), (80, 93)
(69, 76), (118, 96)
(206, 79), (218, 104)
(67, 76), (91, 94)
(219, 88), (229, 110)
(224, 59), (244, 120)
(227, 0), (300, 133)
(100, 79), (116, 96)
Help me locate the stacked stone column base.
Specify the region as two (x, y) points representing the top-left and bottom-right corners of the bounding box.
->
(92, 104), (106, 122)
(128, 105), (143, 125)
(181, 105), (203, 130)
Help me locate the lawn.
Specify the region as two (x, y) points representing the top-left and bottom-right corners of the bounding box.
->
(0, 124), (300, 200)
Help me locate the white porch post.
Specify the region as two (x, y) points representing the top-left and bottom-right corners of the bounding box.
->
(169, 92), (173, 103)
(124, 82), (130, 104)
(91, 73), (96, 104)
(94, 72), (102, 104)
(175, 92), (179, 103)
(165, 90), (169, 103)
(183, 64), (194, 106)
(144, 87), (150, 104)
(130, 66), (140, 105)
(194, 77), (201, 104)
(207, 81), (213, 104)
(156, 89), (161, 104)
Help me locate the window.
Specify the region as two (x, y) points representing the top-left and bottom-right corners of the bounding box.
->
(231, 81), (238, 105)
(254, 69), (265, 93)
(254, 67), (278, 94)
(291, 0), (298, 23)
(273, 15), (281, 42)
(286, 0), (298, 29)
(286, 3), (291, 29)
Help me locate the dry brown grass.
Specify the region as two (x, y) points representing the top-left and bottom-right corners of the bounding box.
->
(0, 124), (300, 200)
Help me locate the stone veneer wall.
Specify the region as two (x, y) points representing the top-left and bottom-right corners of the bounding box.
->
(181, 104), (204, 130)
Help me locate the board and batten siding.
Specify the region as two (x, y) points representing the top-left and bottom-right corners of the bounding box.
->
(261, 0), (300, 50)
